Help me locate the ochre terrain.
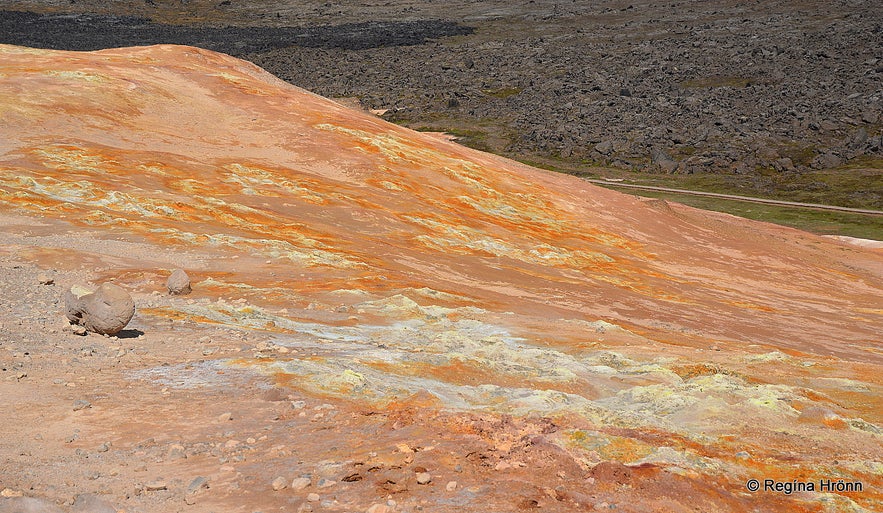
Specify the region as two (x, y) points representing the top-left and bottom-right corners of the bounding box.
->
(0, 44), (881, 513)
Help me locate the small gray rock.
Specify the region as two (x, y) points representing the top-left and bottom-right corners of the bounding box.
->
(72, 400), (91, 411)
(167, 444), (186, 460)
(65, 283), (135, 336)
(594, 140), (614, 155)
(851, 128), (869, 149)
(811, 152), (843, 169)
(144, 480), (167, 492)
(166, 269), (191, 295)
(187, 476), (209, 495)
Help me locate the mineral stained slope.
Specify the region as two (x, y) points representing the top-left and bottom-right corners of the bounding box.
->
(0, 44), (881, 513)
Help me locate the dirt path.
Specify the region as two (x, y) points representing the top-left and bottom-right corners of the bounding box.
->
(586, 179), (883, 216)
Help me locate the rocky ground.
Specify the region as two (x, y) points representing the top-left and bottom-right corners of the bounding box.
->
(0, 219), (824, 513)
(1, 0), (881, 208)
(1, 41), (881, 513)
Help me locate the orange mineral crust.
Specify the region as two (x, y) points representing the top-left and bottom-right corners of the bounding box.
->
(0, 44), (881, 513)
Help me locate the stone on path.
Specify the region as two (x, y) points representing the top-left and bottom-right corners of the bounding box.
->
(65, 283), (135, 335)
(166, 269), (191, 295)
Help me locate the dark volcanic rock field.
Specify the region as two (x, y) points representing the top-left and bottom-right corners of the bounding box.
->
(1, 0), (882, 207)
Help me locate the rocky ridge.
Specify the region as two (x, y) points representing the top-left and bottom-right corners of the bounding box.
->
(1, 1), (881, 207)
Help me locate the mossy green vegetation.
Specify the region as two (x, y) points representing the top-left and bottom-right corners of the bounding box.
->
(391, 117), (882, 240)
(601, 186), (883, 240)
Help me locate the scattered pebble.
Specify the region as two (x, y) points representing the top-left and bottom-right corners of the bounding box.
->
(446, 480), (458, 491)
(416, 472), (432, 485)
(72, 399), (91, 411)
(306, 492), (320, 502)
(218, 412), (233, 422)
(316, 478), (336, 488)
(271, 476), (288, 491)
(187, 476), (209, 495)
(290, 477), (311, 490)
(366, 504), (390, 513)
(494, 461), (511, 471)
(37, 273), (54, 285)
(144, 480), (167, 491)
(167, 444), (186, 460)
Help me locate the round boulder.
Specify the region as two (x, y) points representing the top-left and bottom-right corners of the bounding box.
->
(166, 269), (191, 295)
(65, 283), (135, 335)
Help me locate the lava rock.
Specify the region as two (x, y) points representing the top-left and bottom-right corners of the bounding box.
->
(811, 152), (843, 169)
(65, 283), (135, 335)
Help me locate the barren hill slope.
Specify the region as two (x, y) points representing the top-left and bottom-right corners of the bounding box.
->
(0, 44), (881, 513)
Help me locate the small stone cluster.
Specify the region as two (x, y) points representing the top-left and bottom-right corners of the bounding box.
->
(63, 269), (192, 335)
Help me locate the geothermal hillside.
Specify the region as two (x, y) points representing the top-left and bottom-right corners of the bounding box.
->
(0, 44), (881, 513)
